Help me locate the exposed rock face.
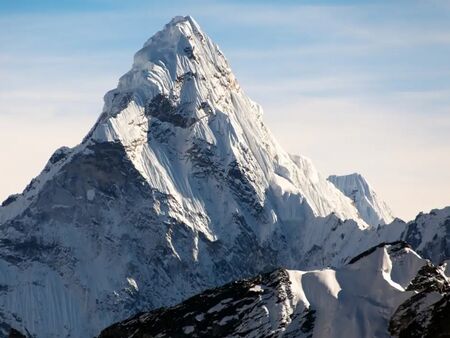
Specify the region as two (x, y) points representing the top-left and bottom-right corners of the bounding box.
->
(8, 328), (26, 338)
(389, 262), (450, 338)
(99, 243), (449, 338)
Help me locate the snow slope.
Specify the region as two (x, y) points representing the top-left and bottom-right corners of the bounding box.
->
(99, 243), (449, 338)
(328, 173), (394, 226)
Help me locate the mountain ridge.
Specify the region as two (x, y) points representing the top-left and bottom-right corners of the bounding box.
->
(98, 242), (449, 338)
(0, 15), (448, 338)
(328, 172), (394, 226)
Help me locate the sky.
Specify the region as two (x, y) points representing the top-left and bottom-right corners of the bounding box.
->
(0, 0), (449, 221)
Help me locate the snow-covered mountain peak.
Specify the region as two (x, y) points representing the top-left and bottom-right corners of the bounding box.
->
(110, 14), (237, 109)
(90, 14), (240, 146)
(3, 16), (426, 337)
(141, 15), (207, 54)
(328, 172), (394, 226)
(143, 15), (204, 46)
(86, 15), (367, 228)
(330, 173), (371, 196)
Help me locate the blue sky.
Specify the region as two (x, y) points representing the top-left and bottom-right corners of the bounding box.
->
(1, 0), (449, 220)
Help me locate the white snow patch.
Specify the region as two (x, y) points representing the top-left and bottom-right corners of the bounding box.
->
(195, 313), (205, 321)
(183, 325), (195, 334)
(207, 298), (233, 313)
(127, 277), (139, 292)
(218, 315), (237, 326)
(249, 285), (264, 293)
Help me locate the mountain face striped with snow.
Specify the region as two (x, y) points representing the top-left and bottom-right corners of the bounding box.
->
(374, 207), (450, 265)
(0, 15), (448, 338)
(99, 243), (450, 338)
(328, 173), (394, 226)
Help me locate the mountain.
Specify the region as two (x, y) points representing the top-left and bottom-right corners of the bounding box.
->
(370, 207), (450, 265)
(328, 173), (394, 226)
(390, 260), (450, 338)
(98, 242), (450, 338)
(401, 208), (450, 264)
(0, 15), (448, 338)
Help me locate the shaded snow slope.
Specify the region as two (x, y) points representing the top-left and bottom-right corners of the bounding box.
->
(328, 173), (394, 226)
(85, 15), (365, 226)
(99, 243), (449, 338)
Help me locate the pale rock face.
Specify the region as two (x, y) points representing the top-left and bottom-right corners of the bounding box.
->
(328, 173), (394, 226)
(0, 16), (446, 338)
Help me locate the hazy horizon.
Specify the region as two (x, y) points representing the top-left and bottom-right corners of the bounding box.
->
(1, 0), (449, 221)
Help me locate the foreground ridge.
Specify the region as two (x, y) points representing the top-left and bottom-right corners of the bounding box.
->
(99, 243), (450, 338)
